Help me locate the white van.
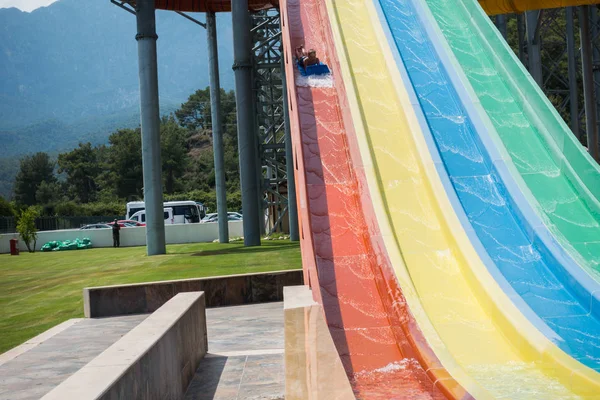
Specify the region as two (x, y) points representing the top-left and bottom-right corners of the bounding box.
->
(126, 201), (205, 224)
(130, 207), (174, 225)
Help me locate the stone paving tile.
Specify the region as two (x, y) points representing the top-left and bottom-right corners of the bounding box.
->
(185, 355), (244, 399)
(0, 314), (147, 400)
(1, 302), (285, 400)
(185, 302), (285, 400)
(205, 302), (284, 354)
(238, 354), (284, 400)
(184, 354), (284, 400)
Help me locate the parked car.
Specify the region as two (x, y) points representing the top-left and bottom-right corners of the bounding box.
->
(201, 213), (217, 223)
(118, 219), (146, 227)
(99, 221), (132, 228)
(130, 207), (175, 225)
(79, 224), (112, 230)
(126, 200), (204, 223)
(201, 212), (243, 223)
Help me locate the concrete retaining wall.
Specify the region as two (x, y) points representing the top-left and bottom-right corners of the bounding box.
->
(42, 292), (207, 400)
(0, 221), (244, 253)
(84, 269), (304, 318)
(284, 286), (354, 399)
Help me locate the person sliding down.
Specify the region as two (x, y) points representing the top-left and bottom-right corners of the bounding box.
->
(295, 45), (320, 68)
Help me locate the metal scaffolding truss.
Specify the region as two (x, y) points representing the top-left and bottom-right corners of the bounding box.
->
(250, 9), (289, 234)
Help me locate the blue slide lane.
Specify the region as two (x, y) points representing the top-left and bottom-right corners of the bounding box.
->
(374, 0), (600, 370)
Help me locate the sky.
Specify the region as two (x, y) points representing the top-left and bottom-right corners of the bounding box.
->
(0, 0), (58, 12)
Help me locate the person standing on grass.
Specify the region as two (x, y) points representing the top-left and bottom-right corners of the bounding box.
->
(112, 219), (120, 248)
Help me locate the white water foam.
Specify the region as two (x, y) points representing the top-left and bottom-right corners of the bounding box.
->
(295, 71), (335, 88)
(353, 358), (421, 378)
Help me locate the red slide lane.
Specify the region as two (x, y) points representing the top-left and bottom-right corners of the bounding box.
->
(279, 0), (471, 398)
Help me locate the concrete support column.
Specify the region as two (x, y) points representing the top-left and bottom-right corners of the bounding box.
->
(526, 10), (543, 87)
(232, 1), (261, 246)
(206, 12), (229, 243)
(281, 58), (299, 242)
(566, 7), (580, 139)
(580, 5), (600, 161)
(135, 0), (166, 255)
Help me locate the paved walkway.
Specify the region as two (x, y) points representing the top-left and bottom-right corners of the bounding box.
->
(0, 302), (285, 400)
(0, 314), (147, 400)
(184, 302), (284, 400)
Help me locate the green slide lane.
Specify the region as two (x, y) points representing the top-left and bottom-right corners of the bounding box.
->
(427, 0), (600, 281)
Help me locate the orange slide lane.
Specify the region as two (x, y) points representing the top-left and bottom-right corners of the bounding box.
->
(279, 0), (471, 398)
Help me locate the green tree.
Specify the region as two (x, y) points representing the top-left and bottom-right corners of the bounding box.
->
(0, 196), (14, 217)
(35, 180), (63, 206)
(186, 147), (215, 192)
(176, 87), (240, 193)
(176, 87), (238, 146)
(17, 206), (39, 253)
(14, 152), (56, 206)
(105, 128), (143, 199)
(176, 88), (212, 131)
(161, 116), (190, 194)
(58, 142), (101, 203)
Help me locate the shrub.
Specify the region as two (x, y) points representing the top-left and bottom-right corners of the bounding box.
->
(0, 196), (14, 217)
(17, 206), (39, 253)
(54, 201), (83, 216)
(80, 201), (125, 216)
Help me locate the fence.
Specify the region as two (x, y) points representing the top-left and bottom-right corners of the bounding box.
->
(0, 216), (123, 234)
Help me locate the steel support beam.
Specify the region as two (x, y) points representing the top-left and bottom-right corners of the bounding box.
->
(232, 1), (261, 246)
(580, 5), (600, 160)
(111, 0), (135, 15)
(282, 57), (299, 242)
(135, 0), (166, 255)
(495, 14), (507, 39)
(206, 12), (229, 243)
(566, 7), (581, 139)
(517, 13), (526, 65)
(526, 10), (543, 87)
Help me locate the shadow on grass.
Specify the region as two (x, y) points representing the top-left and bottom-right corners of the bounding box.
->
(191, 242), (299, 257)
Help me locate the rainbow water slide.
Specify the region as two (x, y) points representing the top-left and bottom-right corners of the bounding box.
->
(432, 0), (600, 286)
(376, 0), (600, 373)
(281, 0), (600, 397)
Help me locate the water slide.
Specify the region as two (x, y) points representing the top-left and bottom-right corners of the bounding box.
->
(280, 0), (468, 397)
(376, 0), (600, 373)
(280, 0), (600, 398)
(429, 0), (600, 286)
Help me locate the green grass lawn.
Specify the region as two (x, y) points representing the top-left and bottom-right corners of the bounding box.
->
(0, 240), (301, 354)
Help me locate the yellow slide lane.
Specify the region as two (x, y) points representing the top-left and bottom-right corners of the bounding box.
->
(325, 0), (600, 398)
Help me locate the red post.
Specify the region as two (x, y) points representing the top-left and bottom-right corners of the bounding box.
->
(9, 238), (19, 256)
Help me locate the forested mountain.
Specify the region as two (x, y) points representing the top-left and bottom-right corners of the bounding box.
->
(0, 0), (235, 197)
